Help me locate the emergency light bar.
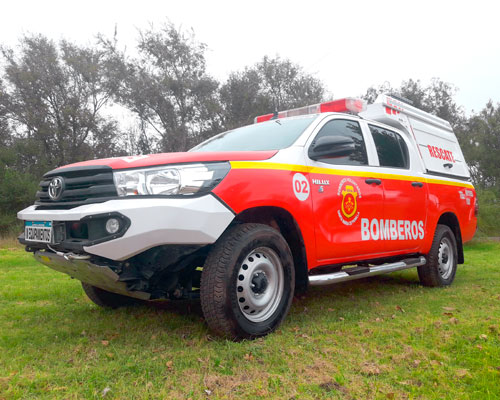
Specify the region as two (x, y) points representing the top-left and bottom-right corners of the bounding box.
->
(254, 98), (367, 123)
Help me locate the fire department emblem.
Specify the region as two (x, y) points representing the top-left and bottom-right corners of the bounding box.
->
(337, 178), (362, 226)
(341, 185), (358, 218)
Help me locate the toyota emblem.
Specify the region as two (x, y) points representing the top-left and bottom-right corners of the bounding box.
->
(48, 176), (65, 201)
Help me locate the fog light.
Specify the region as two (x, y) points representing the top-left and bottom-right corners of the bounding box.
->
(105, 218), (120, 234)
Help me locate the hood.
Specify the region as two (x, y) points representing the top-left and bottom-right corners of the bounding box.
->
(55, 151), (278, 171)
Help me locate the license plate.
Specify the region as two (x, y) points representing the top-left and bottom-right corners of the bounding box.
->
(25, 221), (53, 243)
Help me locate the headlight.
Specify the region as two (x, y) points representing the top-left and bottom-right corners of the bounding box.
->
(113, 162), (230, 197)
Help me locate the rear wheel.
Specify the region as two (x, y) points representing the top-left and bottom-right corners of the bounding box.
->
(418, 224), (458, 287)
(81, 282), (139, 308)
(200, 223), (295, 339)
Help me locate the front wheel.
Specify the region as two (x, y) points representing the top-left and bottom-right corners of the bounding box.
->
(82, 282), (139, 308)
(418, 224), (458, 287)
(200, 223), (295, 339)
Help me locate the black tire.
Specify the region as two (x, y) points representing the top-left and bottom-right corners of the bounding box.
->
(81, 282), (139, 308)
(418, 224), (458, 287)
(200, 223), (295, 339)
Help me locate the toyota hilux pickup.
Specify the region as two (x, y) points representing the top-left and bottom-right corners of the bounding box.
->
(18, 95), (477, 339)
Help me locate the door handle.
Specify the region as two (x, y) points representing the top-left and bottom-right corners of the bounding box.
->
(412, 182), (424, 188)
(365, 178), (382, 185)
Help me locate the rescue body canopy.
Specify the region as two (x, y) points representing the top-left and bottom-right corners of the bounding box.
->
(360, 95), (470, 180)
(254, 95), (470, 180)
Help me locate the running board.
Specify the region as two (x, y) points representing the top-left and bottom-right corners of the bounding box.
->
(308, 256), (426, 286)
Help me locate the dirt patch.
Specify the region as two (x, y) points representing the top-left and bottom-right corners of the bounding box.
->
(319, 380), (350, 395)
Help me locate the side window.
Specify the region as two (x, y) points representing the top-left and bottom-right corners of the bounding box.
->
(369, 125), (409, 169)
(310, 119), (368, 166)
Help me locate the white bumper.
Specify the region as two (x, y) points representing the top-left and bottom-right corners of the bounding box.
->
(18, 195), (235, 261)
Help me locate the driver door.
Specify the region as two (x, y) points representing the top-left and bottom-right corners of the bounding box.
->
(307, 117), (386, 263)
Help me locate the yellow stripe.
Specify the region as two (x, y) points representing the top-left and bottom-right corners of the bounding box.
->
(230, 161), (474, 189)
(424, 177), (474, 188)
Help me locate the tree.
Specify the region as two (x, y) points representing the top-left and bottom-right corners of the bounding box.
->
(362, 81), (392, 105)
(0, 79), (10, 147)
(0, 164), (39, 232)
(422, 79), (464, 128)
(219, 56), (325, 130)
(0, 125), (39, 233)
(258, 56), (325, 111)
(464, 101), (500, 188)
(219, 69), (272, 130)
(0, 35), (122, 171)
(105, 23), (221, 153)
(362, 78), (464, 129)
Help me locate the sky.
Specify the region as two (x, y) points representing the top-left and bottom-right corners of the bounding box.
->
(2, 0), (499, 115)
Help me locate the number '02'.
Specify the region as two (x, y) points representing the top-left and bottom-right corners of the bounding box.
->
(295, 180), (309, 193)
(292, 173), (310, 201)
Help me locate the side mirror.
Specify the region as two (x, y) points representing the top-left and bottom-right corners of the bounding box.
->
(308, 135), (355, 160)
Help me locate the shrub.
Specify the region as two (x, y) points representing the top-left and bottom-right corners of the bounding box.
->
(475, 188), (500, 237)
(0, 168), (39, 236)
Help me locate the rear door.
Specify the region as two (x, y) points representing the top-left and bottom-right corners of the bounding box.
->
(306, 116), (386, 263)
(367, 123), (428, 253)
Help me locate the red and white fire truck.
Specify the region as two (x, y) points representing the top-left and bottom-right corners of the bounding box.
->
(18, 94), (477, 338)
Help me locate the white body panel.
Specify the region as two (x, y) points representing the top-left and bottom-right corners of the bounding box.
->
(360, 94), (470, 179)
(18, 195), (235, 260)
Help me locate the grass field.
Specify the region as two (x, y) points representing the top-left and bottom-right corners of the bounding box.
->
(0, 240), (499, 399)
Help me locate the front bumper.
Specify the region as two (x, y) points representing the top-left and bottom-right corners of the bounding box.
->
(33, 251), (151, 300)
(18, 195), (235, 261)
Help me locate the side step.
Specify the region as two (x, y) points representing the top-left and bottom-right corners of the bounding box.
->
(308, 256), (426, 286)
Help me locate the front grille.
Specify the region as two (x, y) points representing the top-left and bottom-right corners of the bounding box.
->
(35, 165), (118, 209)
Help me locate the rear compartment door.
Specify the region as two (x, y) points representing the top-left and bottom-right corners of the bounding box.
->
(410, 117), (470, 179)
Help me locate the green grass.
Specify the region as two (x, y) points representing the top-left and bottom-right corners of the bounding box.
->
(0, 241), (499, 399)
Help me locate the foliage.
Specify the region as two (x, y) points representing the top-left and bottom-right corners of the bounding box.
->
(362, 78), (464, 129)
(219, 68), (273, 130)
(0, 35), (123, 171)
(475, 188), (500, 237)
(103, 23), (221, 153)
(0, 241), (499, 398)
(220, 56), (324, 129)
(0, 79), (10, 146)
(461, 101), (500, 189)
(0, 165), (38, 234)
(257, 56), (325, 112)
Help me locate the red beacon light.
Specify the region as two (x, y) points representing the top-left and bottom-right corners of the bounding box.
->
(254, 97), (367, 123)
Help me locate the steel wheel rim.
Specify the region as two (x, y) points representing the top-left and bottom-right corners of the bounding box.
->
(438, 237), (454, 280)
(235, 247), (284, 323)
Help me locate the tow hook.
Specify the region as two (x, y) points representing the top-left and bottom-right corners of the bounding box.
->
(46, 244), (90, 261)
(63, 253), (91, 261)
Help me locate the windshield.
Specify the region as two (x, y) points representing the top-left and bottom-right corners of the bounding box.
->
(191, 115), (316, 152)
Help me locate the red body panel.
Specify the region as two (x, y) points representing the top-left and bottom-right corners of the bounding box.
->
(213, 168), (318, 270)
(57, 151), (278, 170)
(425, 182), (477, 246)
(381, 178), (428, 253)
(308, 172), (385, 260)
(215, 164), (477, 271)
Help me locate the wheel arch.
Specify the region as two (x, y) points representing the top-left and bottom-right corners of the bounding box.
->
(437, 212), (464, 264)
(233, 206), (309, 294)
